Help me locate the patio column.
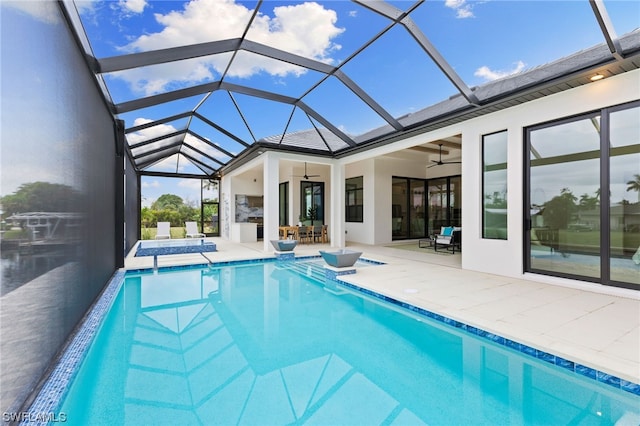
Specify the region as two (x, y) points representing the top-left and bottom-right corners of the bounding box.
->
(263, 152), (280, 252)
(330, 162), (345, 247)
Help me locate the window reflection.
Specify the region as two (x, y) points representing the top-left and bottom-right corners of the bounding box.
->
(527, 102), (640, 287)
(529, 116), (601, 279)
(482, 131), (508, 239)
(609, 106), (640, 285)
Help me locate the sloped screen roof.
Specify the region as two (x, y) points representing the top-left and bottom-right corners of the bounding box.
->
(64, 0), (639, 177)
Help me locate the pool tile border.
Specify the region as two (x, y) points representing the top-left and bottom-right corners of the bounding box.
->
(334, 279), (640, 397)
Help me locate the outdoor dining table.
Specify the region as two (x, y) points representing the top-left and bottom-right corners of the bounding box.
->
(278, 225), (328, 244)
(278, 225), (299, 240)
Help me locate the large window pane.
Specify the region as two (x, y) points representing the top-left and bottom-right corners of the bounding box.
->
(609, 106), (640, 285)
(346, 176), (363, 223)
(428, 178), (448, 235)
(279, 182), (289, 226)
(409, 179), (426, 238)
(529, 116), (601, 279)
(301, 181), (324, 226)
(449, 176), (462, 229)
(392, 178), (407, 239)
(483, 131), (508, 239)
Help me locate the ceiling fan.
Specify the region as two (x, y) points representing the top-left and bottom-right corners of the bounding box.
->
(293, 162), (321, 179)
(427, 144), (461, 168)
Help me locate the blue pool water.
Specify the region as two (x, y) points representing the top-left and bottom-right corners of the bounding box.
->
(56, 259), (639, 425)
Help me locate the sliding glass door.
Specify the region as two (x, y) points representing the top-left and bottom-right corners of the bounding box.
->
(392, 178), (408, 238)
(609, 105), (640, 286)
(526, 101), (639, 289)
(427, 178), (448, 236)
(301, 181), (324, 225)
(393, 176), (461, 240)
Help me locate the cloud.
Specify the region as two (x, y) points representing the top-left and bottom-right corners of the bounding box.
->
(118, 0), (147, 14)
(178, 179), (202, 190)
(141, 179), (160, 188)
(474, 61), (526, 81)
(114, 0), (344, 95)
(444, 0), (474, 19)
(126, 118), (178, 144)
(348, 10), (358, 18)
(3, 0), (61, 24)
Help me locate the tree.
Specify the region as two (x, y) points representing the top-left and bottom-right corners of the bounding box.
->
(151, 194), (183, 211)
(578, 193), (599, 211)
(0, 182), (81, 216)
(626, 174), (640, 201)
(543, 188), (577, 229)
(144, 193), (198, 228)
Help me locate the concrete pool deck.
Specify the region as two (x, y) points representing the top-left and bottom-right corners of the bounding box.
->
(123, 238), (640, 386)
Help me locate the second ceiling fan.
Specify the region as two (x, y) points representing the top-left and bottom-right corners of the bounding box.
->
(428, 144), (461, 168)
(293, 162), (321, 179)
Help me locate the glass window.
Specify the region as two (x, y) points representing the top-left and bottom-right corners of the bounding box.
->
(409, 179), (426, 238)
(345, 176), (363, 223)
(528, 115), (601, 280)
(482, 131), (508, 239)
(527, 101), (640, 289)
(392, 177), (407, 239)
(301, 181), (324, 226)
(279, 182), (289, 226)
(609, 104), (640, 286)
(427, 178), (448, 236)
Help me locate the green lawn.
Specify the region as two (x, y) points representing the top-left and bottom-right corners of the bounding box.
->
(141, 226), (187, 240)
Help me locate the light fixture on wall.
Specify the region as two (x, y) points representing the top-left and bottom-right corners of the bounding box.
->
(590, 73), (604, 81)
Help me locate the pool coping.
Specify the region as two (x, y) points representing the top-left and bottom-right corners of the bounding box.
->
(24, 256), (640, 423)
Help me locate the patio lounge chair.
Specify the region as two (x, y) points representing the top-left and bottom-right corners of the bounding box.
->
(434, 226), (461, 253)
(185, 221), (205, 238)
(155, 222), (171, 239)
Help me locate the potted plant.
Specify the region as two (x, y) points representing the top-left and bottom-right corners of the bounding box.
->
(307, 205), (318, 226)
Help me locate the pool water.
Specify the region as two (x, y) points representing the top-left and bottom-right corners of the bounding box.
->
(59, 259), (639, 425)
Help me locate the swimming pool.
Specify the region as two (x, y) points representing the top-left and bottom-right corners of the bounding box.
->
(30, 258), (640, 425)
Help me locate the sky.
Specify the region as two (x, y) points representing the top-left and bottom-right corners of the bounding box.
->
(2, 0), (638, 206)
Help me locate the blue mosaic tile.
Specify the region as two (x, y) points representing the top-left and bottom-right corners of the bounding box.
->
(597, 372), (621, 388)
(554, 356), (575, 371)
(536, 350), (555, 364)
(576, 364), (598, 380)
(136, 242), (217, 256)
(324, 268), (356, 281)
(520, 345), (538, 357)
(443, 317), (460, 327)
(621, 380), (640, 396)
(463, 324), (479, 335)
(275, 252), (295, 261)
(484, 333), (505, 345)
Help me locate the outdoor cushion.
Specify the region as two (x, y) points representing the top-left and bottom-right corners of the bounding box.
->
(442, 227), (453, 236)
